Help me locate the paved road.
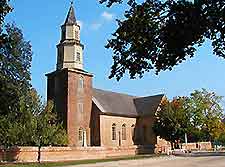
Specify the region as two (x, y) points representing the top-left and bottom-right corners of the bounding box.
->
(66, 156), (225, 167)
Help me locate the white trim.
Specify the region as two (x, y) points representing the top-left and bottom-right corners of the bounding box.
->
(92, 97), (107, 113)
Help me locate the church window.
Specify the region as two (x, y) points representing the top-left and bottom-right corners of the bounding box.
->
(78, 76), (84, 89)
(75, 31), (79, 40)
(122, 124), (126, 140)
(79, 128), (83, 141)
(112, 123), (116, 140)
(78, 103), (83, 113)
(76, 52), (81, 62)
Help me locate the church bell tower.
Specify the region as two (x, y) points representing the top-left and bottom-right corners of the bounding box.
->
(46, 2), (93, 147)
(57, 2), (84, 70)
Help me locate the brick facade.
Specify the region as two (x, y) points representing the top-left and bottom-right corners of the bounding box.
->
(46, 69), (93, 146)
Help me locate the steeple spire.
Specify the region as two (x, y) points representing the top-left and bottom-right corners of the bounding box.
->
(64, 1), (76, 25)
(57, 0), (84, 70)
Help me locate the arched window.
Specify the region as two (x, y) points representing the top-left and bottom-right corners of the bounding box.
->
(79, 128), (83, 141)
(112, 123), (116, 140)
(78, 76), (84, 89)
(122, 124), (126, 140)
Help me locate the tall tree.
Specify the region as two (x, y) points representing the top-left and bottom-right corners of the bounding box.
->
(0, 23), (32, 116)
(0, 3), (68, 149)
(186, 89), (224, 142)
(100, 0), (225, 80)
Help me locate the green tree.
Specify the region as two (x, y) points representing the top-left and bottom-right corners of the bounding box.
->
(99, 0), (225, 80)
(153, 97), (190, 149)
(0, 0), (12, 47)
(0, 23), (33, 146)
(0, 23), (32, 116)
(0, 0), (11, 26)
(217, 123), (225, 146)
(186, 89), (224, 142)
(0, 3), (67, 149)
(153, 89), (224, 149)
(0, 90), (68, 147)
(33, 100), (67, 163)
(34, 100), (68, 147)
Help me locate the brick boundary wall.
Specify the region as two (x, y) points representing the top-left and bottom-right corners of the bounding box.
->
(182, 142), (212, 151)
(0, 142), (212, 162)
(0, 146), (154, 163)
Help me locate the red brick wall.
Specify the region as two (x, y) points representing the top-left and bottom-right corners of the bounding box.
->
(90, 103), (101, 146)
(46, 69), (93, 147)
(0, 146), (139, 162)
(67, 70), (93, 146)
(135, 116), (157, 145)
(182, 142), (212, 150)
(0, 147), (38, 162)
(155, 137), (171, 154)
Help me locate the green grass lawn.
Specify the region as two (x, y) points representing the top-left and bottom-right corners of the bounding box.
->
(0, 154), (163, 167)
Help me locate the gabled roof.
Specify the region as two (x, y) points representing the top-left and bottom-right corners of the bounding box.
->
(93, 88), (137, 117)
(92, 88), (164, 117)
(134, 95), (164, 116)
(64, 3), (76, 25)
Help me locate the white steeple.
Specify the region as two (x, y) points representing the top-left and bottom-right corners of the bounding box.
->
(56, 1), (84, 70)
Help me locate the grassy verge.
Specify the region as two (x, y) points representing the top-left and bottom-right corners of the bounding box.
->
(0, 154), (164, 167)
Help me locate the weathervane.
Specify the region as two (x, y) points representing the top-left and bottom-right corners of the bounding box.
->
(70, 0), (74, 5)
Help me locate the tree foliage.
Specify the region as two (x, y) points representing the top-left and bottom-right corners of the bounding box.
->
(0, 23), (32, 116)
(100, 0), (225, 80)
(186, 89), (224, 142)
(0, 6), (67, 147)
(153, 89), (224, 148)
(0, 0), (12, 47)
(153, 97), (190, 148)
(0, 90), (68, 147)
(0, 0), (11, 26)
(34, 100), (68, 147)
(217, 123), (225, 146)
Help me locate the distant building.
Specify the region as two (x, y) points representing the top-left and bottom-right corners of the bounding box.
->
(46, 3), (164, 149)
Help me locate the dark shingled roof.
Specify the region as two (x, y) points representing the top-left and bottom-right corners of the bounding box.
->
(92, 88), (164, 117)
(134, 95), (164, 116)
(64, 3), (76, 25)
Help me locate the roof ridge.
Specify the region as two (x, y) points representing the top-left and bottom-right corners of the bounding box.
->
(134, 94), (165, 100)
(93, 88), (137, 98)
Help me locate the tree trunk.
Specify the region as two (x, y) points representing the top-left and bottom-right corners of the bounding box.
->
(171, 142), (174, 150)
(37, 145), (41, 163)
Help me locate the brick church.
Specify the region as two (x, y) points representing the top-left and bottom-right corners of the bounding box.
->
(46, 3), (164, 149)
